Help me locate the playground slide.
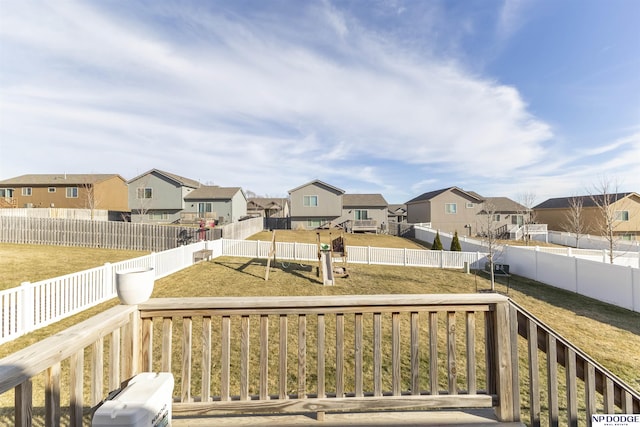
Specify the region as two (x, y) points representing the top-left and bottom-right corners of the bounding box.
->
(321, 252), (334, 286)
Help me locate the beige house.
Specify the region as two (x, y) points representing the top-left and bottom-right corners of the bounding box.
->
(406, 187), (484, 236)
(0, 173), (128, 214)
(288, 180), (345, 230)
(534, 192), (640, 240)
(288, 180), (389, 232)
(342, 193), (388, 232)
(247, 198), (290, 218)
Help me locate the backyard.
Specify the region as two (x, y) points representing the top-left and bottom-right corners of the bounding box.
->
(1, 232), (639, 425)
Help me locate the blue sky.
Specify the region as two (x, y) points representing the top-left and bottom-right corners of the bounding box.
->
(1, 0), (638, 204)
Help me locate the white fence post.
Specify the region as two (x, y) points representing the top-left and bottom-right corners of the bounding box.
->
(103, 262), (113, 296)
(20, 281), (33, 335)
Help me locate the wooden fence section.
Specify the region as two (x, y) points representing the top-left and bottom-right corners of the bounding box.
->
(141, 294), (514, 420)
(0, 216), (188, 251)
(2, 295), (637, 426)
(510, 300), (640, 426)
(0, 216), (263, 251)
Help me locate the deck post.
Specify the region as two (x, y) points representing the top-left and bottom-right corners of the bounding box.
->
(493, 300), (516, 422)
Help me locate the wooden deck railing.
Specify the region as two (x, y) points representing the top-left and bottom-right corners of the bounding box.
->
(509, 300), (640, 426)
(1, 294), (638, 426)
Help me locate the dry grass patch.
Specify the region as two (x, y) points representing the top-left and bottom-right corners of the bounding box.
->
(0, 243), (147, 290)
(248, 230), (429, 249)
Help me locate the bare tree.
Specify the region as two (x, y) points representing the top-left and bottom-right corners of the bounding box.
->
(81, 182), (101, 220)
(517, 191), (537, 246)
(562, 196), (586, 248)
(134, 175), (154, 223)
(478, 201), (502, 292)
(589, 177), (626, 264)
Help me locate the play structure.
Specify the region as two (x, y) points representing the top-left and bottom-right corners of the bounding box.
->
(264, 230), (278, 281)
(316, 231), (349, 286)
(264, 230), (349, 285)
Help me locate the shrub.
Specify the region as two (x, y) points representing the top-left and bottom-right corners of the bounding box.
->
(450, 231), (462, 251)
(431, 231), (443, 250)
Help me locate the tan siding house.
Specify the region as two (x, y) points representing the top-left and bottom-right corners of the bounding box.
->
(406, 187), (484, 236)
(0, 174), (128, 213)
(534, 193), (640, 240)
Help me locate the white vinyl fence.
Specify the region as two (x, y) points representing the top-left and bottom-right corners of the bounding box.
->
(222, 238), (488, 269)
(1, 238), (484, 345)
(537, 230), (640, 253)
(0, 240), (222, 345)
(414, 225), (640, 312)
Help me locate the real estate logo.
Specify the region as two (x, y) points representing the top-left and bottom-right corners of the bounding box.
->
(592, 414), (640, 427)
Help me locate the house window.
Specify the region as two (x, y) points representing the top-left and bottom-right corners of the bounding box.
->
(466, 202), (474, 208)
(22, 187), (32, 196)
(307, 219), (325, 228)
(512, 215), (524, 226)
(493, 214), (501, 222)
(48, 187), (56, 193)
(303, 195), (318, 207)
(615, 211), (629, 221)
(66, 187), (78, 198)
(198, 202), (213, 214)
(445, 203), (457, 214)
(355, 209), (369, 220)
(149, 212), (168, 220)
(1, 188), (14, 197)
(137, 187), (153, 199)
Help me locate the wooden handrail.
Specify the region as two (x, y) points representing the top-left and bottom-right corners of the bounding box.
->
(509, 300), (640, 424)
(3, 294), (638, 427)
(137, 294), (516, 421)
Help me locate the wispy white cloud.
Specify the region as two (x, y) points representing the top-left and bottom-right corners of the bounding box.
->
(0, 1), (636, 202)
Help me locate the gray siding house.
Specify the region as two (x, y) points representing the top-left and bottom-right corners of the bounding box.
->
(289, 180), (344, 230)
(184, 186), (247, 225)
(289, 180), (389, 232)
(342, 194), (388, 232)
(127, 169), (201, 223)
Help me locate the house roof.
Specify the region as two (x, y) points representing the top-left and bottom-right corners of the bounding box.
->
(185, 186), (243, 200)
(388, 204), (407, 214)
(0, 174), (125, 186)
(127, 169), (201, 188)
(484, 197), (527, 213)
(406, 187), (484, 204)
(248, 198), (289, 209)
(288, 180), (345, 195)
(534, 193), (638, 209)
(343, 194), (388, 207)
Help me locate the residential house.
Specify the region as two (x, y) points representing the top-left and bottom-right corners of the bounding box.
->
(127, 169), (201, 223)
(288, 180), (345, 230)
(183, 186), (247, 225)
(0, 174), (128, 218)
(288, 180), (390, 232)
(478, 196), (531, 238)
(406, 187), (484, 235)
(534, 192), (640, 240)
(342, 194), (388, 232)
(387, 204), (407, 223)
(247, 198), (290, 218)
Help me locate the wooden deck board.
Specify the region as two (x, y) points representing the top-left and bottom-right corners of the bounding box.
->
(172, 409), (526, 426)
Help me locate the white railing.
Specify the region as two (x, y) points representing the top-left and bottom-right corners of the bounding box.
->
(0, 240), (213, 345)
(540, 230), (640, 253)
(0, 238), (485, 345)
